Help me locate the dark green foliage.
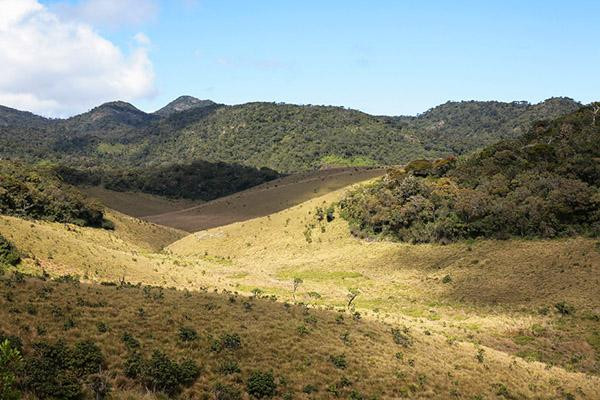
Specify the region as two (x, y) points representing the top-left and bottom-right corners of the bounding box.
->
(124, 350), (199, 395)
(55, 160), (280, 201)
(0, 161), (110, 228)
(555, 302), (575, 316)
(218, 359), (241, 375)
(220, 333), (242, 350)
(121, 332), (140, 350)
(0, 235), (20, 266)
(0, 339), (22, 400)
(214, 382), (242, 400)
(246, 370), (277, 398)
(341, 105), (600, 243)
(394, 97), (581, 154)
(329, 354), (348, 369)
(71, 340), (104, 376)
(23, 340), (104, 399)
(178, 326), (198, 342)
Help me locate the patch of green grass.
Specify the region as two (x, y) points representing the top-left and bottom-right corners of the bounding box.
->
(513, 335), (535, 345)
(277, 268), (363, 282)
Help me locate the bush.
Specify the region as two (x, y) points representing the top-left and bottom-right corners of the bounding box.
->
(23, 340), (103, 399)
(218, 359), (241, 375)
(247, 370), (277, 398)
(221, 333), (242, 350)
(0, 339), (22, 400)
(178, 326), (199, 342)
(0, 235), (20, 267)
(214, 382), (242, 400)
(329, 354), (347, 369)
(124, 350), (200, 395)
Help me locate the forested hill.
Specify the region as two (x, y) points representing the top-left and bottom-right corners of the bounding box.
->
(340, 103), (600, 243)
(0, 96), (581, 172)
(393, 97), (582, 154)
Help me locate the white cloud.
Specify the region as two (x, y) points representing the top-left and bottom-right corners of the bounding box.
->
(0, 0), (156, 117)
(52, 0), (158, 29)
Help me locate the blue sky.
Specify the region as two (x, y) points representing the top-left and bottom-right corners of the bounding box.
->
(10, 1), (600, 116)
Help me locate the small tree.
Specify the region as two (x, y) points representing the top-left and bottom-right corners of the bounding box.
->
(292, 278), (303, 301)
(0, 339), (22, 400)
(593, 104), (600, 126)
(346, 288), (360, 309)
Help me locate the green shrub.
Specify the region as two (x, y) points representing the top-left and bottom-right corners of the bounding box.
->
(391, 328), (412, 347)
(218, 359), (241, 375)
(247, 370), (277, 398)
(214, 382), (242, 400)
(221, 333), (242, 350)
(23, 340), (103, 399)
(178, 326), (199, 342)
(0, 339), (22, 400)
(0, 235), (20, 267)
(555, 302), (575, 315)
(124, 350), (200, 395)
(329, 354), (347, 369)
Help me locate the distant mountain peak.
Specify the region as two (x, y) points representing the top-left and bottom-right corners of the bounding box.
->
(154, 96), (216, 117)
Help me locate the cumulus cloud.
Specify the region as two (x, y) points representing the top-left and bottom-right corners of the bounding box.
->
(52, 0), (158, 29)
(0, 0), (156, 117)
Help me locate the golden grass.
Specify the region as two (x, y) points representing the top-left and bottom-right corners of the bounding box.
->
(1, 178), (599, 398)
(2, 277), (599, 400)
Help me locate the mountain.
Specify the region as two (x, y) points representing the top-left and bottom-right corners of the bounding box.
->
(153, 95), (216, 117)
(393, 97), (582, 154)
(0, 97), (582, 172)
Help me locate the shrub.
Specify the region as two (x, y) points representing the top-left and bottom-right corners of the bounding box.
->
(247, 370), (277, 398)
(124, 350), (200, 395)
(178, 326), (199, 342)
(0, 235), (20, 267)
(121, 332), (140, 349)
(391, 328), (412, 347)
(221, 333), (242, 350)
(0, 339), (22, 400)
(23, 340), (100, 399)
(555, 302), (575, 315)
(218, 359), (241, 375)
(214, 382), (242, 400)
(329, 354), (347, 369)
(72, 340), (105, 376)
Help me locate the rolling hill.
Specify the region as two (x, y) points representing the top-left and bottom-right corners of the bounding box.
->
(144, 167), (385, 232)
(1, 175), (598, 399)
(0, 96), (581, 172)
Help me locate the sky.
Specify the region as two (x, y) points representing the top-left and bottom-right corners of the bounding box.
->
(1, 0), (599, 117)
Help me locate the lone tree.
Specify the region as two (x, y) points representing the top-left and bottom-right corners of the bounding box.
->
(593, 103), (600, 126)
(292, 277), (303, 301)
(347, 288), (360, 309)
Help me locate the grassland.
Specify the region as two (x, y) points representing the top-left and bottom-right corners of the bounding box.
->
(145, 167), (385, 232)
(81, 187), (201, 218)
(1, 179), (599, 398)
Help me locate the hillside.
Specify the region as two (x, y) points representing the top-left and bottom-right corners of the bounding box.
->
(145, 167), (385, 232)
(341, 103), (600, 243)
(1, 184), (599, 398)
(0, 97), (581, 173)
(395, 97), (582, 154)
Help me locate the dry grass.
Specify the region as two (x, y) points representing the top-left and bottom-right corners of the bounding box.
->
(145, 167), (385, 232)
(81, 187), (201, 218)
(2, 277), (598, 400)
(1, 178), (599, 398)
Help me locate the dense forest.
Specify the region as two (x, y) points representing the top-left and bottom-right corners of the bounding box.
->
(55, 161), (280, 201)
(0, 97), (581, 173)
(0, 161), (111, 228)
(340, 104), (600, 243)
